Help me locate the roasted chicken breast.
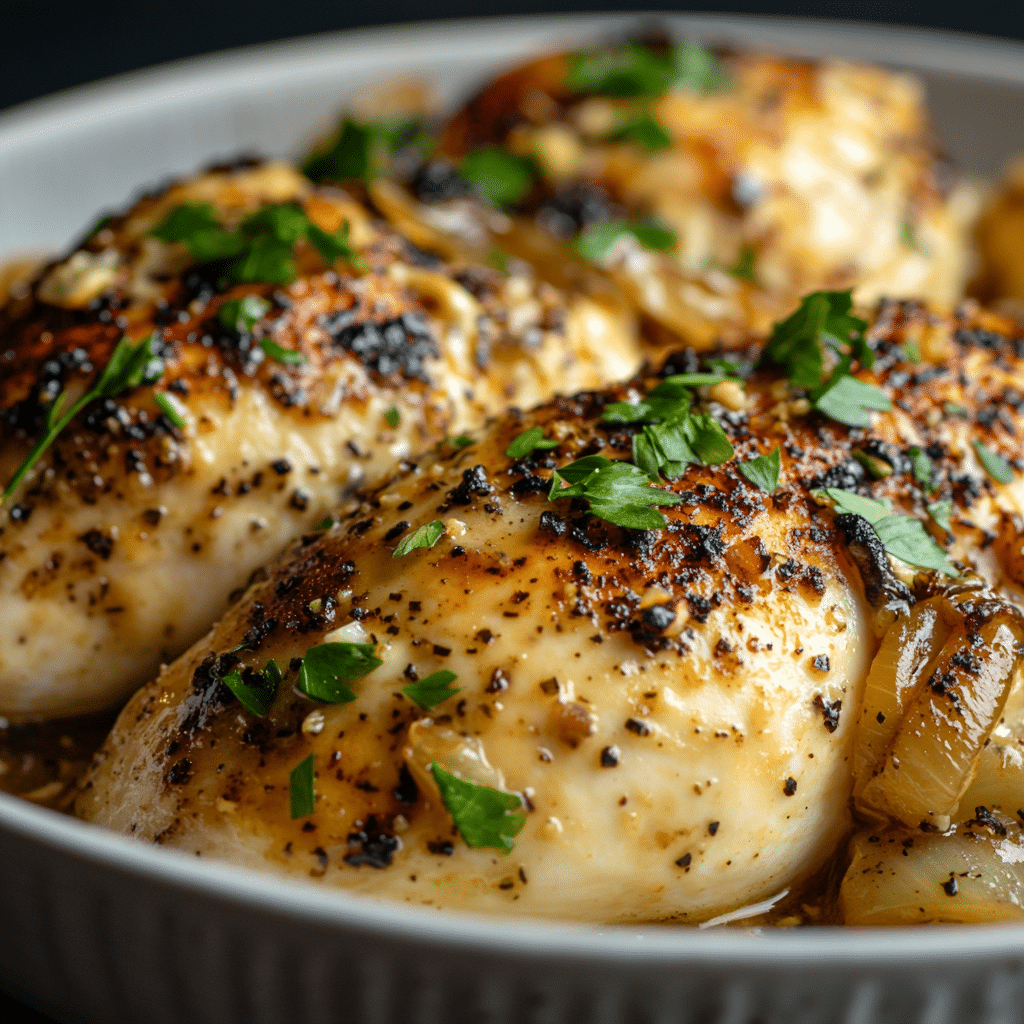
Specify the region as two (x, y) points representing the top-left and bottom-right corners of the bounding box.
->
(426, 36), (976, 349)
(0, 159), (640, 719)
(78, 298), (1024, 925)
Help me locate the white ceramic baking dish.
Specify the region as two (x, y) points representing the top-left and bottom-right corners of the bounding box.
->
(2, 13), (1024, 1023)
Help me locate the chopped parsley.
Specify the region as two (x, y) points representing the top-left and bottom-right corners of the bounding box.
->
(814, 488), (958, 576)
(297, 641), (382, 703)
(732, 244), (757, 282)
(548, 454), (683, 529)
(460, 146), (534, 207)
(574, 217), (676, 264)
(289, 753), (316, 819)
(444, 435), (475, 450)
(899, 337), (922, 364)
(973, 440), (1013, 484)
(738, 447), (780, 492)
(813, 375), (892, 428)
(928, 499), (953, 532)
(506, 426), (559, 459)
(3, 333), (162, 503)
(384, 406), (401, 429)
(257, 338), (305, 366)
(315, 515), (338, 530)
(430, 763), (527, 851)
(302, 116), (420, 182)
(152, 202), (365, 284)
(222, 659), (282, 717)
(402, 669), (459, 710)
(218, 294), (271, 334)
(702, 356), (745, 379)
(943, 401), (968, 418)
(567, 37), (729, 98)
(392, 520), (446, 557)
(851, 449), (893, 480)
(908, 446), (937, 492)
(612, 111), (672, 151)
(154, 391), (187, 428)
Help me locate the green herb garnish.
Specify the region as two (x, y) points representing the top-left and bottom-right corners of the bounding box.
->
(702, 357), (744, 379)
(384, 406), (400, 429)
(218, 294), (271, 334)
(446, 435), (475, 450)
(430, 763), (527, 851)
(393, 520), (446, 557)
(908, 446), (936, 492)
(222, 659), (282, 717)
(973, 440), (1014, 484)
(567, 38), (728, 98)
(297, 641), (382, 703)
(814, 488), (958, 576)
(152, 202), (365, 285)
(302, 116), (419, 182)
(732, 244), (757, 282)
(460, 146), (535, 207)
(943, 401), (968, 418)
(851, 449), (893, 480)
(928, 499), (953, 532)
(810, 374), (891, 429)
(574, 218), (676, 264)
(899, 338), (922, 364)
(154, 391), (187, 428)
(738, 447), (780, 492)
(290, 753), (316, 819)
(506, 426), (560, 459)
(3, 333), (161, 503)
(315, 515), (337, 530)
(548, 454), (683, 529)
(402, 669), (459, 709)
(612, 111), (672, 151)
(258, 338), (305, 366)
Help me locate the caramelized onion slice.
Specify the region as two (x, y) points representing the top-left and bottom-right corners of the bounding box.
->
(840, 819), (1024, 926)
(857, 607), (1024, 829)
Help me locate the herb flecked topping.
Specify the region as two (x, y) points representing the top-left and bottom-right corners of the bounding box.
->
(430, 763), (527, 852)
(574, 217), (676, 264)
(506, 426), (560, 459)
(289, 753), (316, 819)
(738, 447), (781, 493)
(460, 146), (535, 207)
(297, 642), (383, 703)
(393, 520), (446, 558)
(402, 670), (460, 710)
(302, 116), (421, 182)
(222, 659), (282, 717)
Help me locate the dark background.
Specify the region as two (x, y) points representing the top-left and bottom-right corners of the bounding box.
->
(2, 2), (1024, 1021)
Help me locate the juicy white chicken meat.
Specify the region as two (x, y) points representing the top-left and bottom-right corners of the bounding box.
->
(429, 38), (976, 349)
(0, 160), (640, 719)
(78, 299), (1024, 924)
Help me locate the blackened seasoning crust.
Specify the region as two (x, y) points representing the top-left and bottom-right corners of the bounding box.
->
(326, 312), (439, 383)
(344, 817), (401, 868)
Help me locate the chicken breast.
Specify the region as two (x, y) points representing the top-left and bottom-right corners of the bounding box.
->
(77, 297), (1024, 924)
(0, 159), (640, 719)
(431, 35), (976, 349)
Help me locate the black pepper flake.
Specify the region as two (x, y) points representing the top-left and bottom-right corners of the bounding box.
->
(600, 745), (620, 767)
(384, 521), (411, 543)
(539, 510), (567, 537)
(432, 644), (451, 658)
(290, 489), (310, 511)
(675, 852), (692, 869)
(428, 839), (455, 856)
(813, 694), (842, 733)
(942, 876), (959, 897)
(486, 667), (509, 693)
(642, 605), (677, 633)
(8, 504), (32, 523)
(783, 777), (797, 796)
(271, 459), (292, 475)
(708, 821), (720, 836)
(812, 654), (830, 673)
(625, 718), (651, 737)
(876, 712), (886, 724)
(165, 758), (193, 785)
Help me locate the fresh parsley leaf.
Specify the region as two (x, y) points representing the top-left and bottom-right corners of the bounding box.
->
(812, 375), (891, 428)
(393, 519), (446, 557)
(760, 290), (870, 391)
(738, 447), (780, 492)
(899, 338), (922, 364)
(908, 446), (936, 492)
(151, 203), (244, 261)
(297, 641), (382, 703)
(219, 294), (271, 334)
(302, 117), (418, 182)
(732, 244), (757, 282)
(460, 146), (535, 207)
(943, 401), (968, 418)
(567, 38), (728, 98)
(306, 220), (367, 273)
(702, 356), (745, 379)
(402, 669), (459, 710)
(315, 515), (337, 530)
(549, 454), (683, 529)
(430, 763), (526, 851)
(928, 499), (953, 532)
(384, 406), (400, 429)
(574, 218), (675, 264)
(230, 232), (296, 284)
(154, 392), (187, 428)
(612, 111), (672, 151)
(814, 488), (957, 576)
(446, 435), (475, 450)
(506, 426), (560, 459)
(290, 753), (316, 819)
(222, 659), (282, 717)
(3, 333), (162, 503)
(601, 378), (692, 424)
(258, 338), (305, 366)
(973, 440), (1013, 484)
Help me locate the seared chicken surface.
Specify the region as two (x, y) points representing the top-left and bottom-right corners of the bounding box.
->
(0, 160), (640, 719)
(430, 38), (975, 349)
(78, 299), (1024, 924)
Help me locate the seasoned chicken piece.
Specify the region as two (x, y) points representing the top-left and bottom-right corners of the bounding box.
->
(0, 160), (640, 720)
(972, 156), (1024, 306)
(429, 36), (976, 348)
(78, 298), (1024, 924)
